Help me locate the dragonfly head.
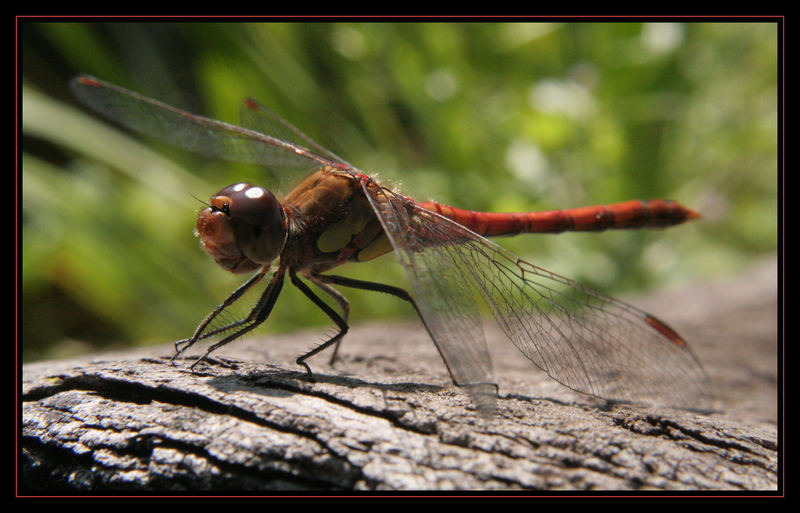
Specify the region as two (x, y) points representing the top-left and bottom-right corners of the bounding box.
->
(196, 183), (288, 273)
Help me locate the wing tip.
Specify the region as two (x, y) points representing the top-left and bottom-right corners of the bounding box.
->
(243, 97), (260, 111)
(73, 75), (102, 88)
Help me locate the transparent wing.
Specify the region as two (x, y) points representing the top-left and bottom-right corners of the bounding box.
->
(239, 97), (352, 167)
(70, 75), (348, 189)
(362, 182), (497, 416)
(363, 182), (712, 415)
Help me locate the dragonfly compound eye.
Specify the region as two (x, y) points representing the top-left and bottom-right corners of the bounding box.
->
(223, 184), (288, 266)
(196, 183), (287, 273)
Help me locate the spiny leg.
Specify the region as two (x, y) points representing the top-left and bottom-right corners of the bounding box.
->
(174, 267), (268, 360)
(289, 270), (349, 377)
(186, 268), (285, 370)
(311, 273), (422, 364)
(174, 317), (250, 351)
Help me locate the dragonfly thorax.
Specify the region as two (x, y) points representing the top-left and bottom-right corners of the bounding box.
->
(195, 183), (288, 274)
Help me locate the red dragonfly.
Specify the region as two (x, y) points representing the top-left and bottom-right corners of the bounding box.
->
(71, 75), (711, 415)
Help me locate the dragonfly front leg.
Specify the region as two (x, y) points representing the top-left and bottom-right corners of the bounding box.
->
(173, 266), (268, 360)
(189, 268), (285, 370)
(174, 267), (284, 371)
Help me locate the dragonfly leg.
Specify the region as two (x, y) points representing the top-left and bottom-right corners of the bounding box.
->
(173, 318), (250, 356)
(173, 267), (268, 361)
(290, 271), (349, 377)
(313, 273), (420, 313)
(311, 273), (422, 363)
(184, 268), (285, 371)
(307, 275), (351, 365)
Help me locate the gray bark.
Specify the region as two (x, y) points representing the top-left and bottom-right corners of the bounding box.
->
(22, 257), (778, 491)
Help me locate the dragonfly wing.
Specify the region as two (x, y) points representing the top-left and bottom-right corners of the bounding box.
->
(364, 183), (712, 413)
(239, 97), (352, 167)
(362, 183), (498, 416)
(70, 76), (341, 189)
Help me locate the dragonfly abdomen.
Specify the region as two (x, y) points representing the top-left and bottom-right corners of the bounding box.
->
(420, 199), (700, 237)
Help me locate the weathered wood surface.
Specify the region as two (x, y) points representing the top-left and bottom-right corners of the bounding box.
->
(22, 258), (778, 491)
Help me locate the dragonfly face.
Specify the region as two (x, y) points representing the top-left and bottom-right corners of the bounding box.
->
(196, 182), (288, 274)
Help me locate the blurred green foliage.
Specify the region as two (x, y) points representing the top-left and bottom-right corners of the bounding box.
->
(21, 22), (778, 361)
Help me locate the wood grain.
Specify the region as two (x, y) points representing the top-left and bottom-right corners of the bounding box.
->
(22, 258), (778, 491)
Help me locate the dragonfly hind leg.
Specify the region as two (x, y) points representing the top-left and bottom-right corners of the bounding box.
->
(310, 273), (422, 364)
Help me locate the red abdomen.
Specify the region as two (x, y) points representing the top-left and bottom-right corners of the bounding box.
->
(418, 199), (700, 237)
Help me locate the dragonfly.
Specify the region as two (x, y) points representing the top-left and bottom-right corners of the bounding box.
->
(71, 75), (711, 415)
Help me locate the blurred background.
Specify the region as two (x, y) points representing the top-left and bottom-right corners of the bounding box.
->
(21, 22), (778, 362)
